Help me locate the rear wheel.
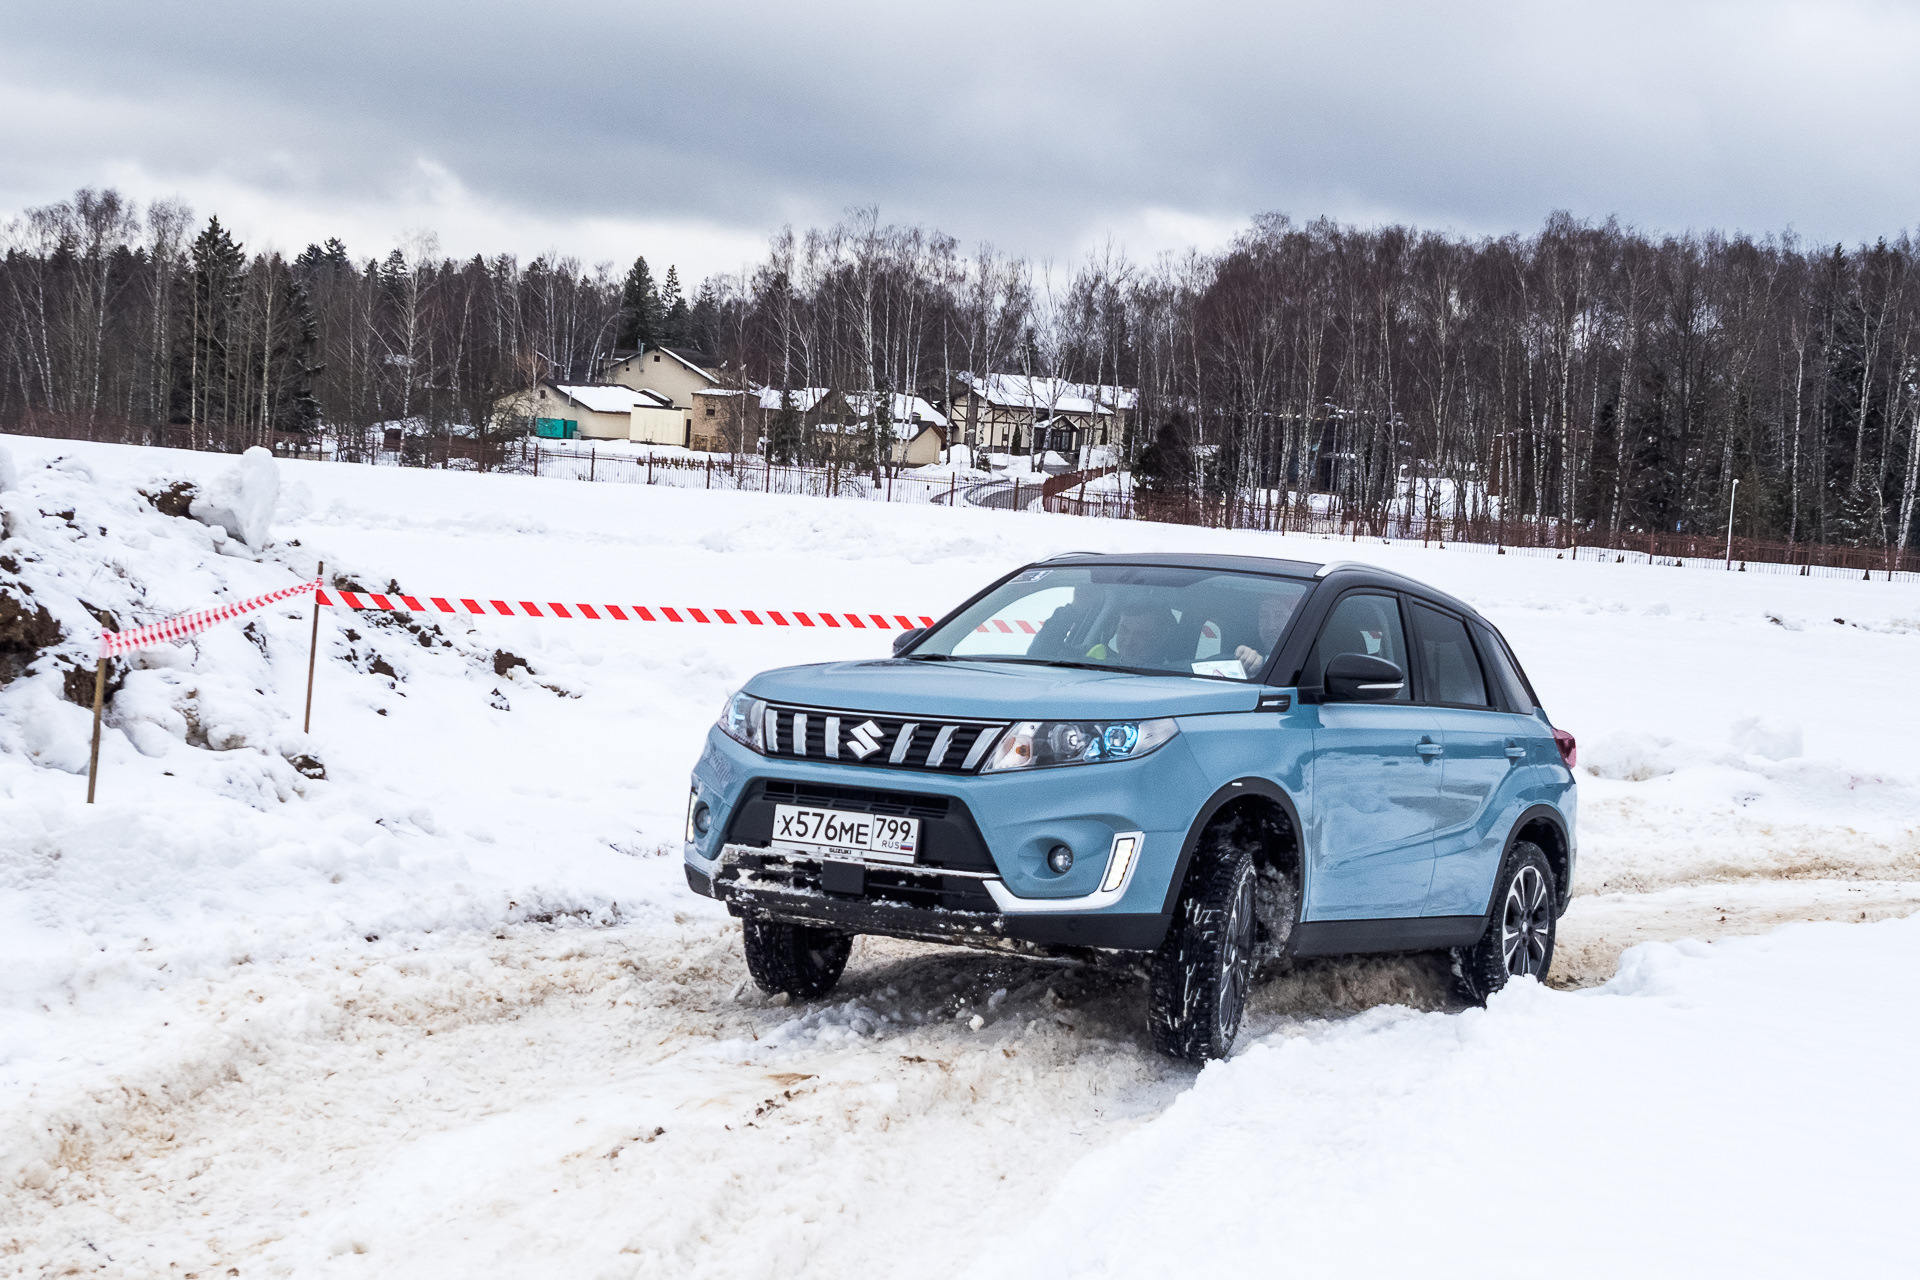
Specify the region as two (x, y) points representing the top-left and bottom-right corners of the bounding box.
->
(1147, 837), (1258, 1061)
(742, 917), (852, 1000)
(1454, 842), (1556, 1003)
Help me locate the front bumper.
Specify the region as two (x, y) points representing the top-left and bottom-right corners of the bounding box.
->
(690, 843), (1170, 951)
(684, 725), (1208, 953)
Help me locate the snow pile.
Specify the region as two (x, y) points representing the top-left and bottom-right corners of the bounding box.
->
(187, 444), (280, 548)
(971, 917), (1920, 1279)
(0, 441), (16, 493)
(0, 446), (676, 1128)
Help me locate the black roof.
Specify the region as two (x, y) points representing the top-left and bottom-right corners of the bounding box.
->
(1038, 550), (1322, 578)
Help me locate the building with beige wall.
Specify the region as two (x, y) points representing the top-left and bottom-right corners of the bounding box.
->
(496, 382), (691, 445)
(601, 346), (719, 407)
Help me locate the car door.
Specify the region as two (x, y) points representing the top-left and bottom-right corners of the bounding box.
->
(1409, 601), (1533, 917)
(1304, 591), (1441, 919)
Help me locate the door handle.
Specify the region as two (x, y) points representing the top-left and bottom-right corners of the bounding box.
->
(1416, 740), (1444, 757)
(1504, 743), (1526, 760)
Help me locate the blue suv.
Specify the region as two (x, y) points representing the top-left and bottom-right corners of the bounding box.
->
(684, 553), (1577, 1060)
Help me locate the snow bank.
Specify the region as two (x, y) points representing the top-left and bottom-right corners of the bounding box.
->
(970, 917), (1920, 1279)
(0, 442), (16, 493)
(188, 444), (280, 548)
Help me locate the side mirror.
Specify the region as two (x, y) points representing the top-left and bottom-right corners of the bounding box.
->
(1324, 652), (1406, 702)
(891, 627), (926, 656)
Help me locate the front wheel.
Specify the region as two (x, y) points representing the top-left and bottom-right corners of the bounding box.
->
(1147, 839), (1258, 1061)
(742, 917), (852, 1000)
(1454, 842), (1557, 1003)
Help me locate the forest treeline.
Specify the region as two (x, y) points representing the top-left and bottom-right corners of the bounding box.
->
(5, 189), (1920, 552)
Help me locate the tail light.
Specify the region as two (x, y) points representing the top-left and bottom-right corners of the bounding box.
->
(1552, 728), (1577, 768)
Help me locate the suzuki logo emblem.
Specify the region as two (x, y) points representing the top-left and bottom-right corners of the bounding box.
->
(845, 719), (884, 759)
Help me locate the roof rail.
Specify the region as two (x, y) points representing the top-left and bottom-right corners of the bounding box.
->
(1313, 559), (1372, 578)
(1041, 551), (1105, 561)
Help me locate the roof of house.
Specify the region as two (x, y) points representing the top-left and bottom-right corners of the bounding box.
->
(843, 391), (949, 428)
(604, 346), (719, 384)
(549, 383), (673, 414)
(656, 347), (718, 381)
(753, 386), (832, 413)
(956, 373), (1135, 415)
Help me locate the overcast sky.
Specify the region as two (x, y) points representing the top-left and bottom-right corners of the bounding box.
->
(4, 0), (1918, 279)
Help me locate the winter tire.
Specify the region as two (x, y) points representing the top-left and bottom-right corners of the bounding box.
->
(1454, 841), (1557, 1004)
(1147, 836), (1258, 1061)
(742, 917), (852, 1000)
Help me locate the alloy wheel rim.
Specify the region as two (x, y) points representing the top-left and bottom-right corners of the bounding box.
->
(1500, 865), (1552, 978)
(1218, 868), (1255, 1041)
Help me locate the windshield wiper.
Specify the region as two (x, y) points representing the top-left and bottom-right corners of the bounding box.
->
(903, 653), (960, 661)
(964, 657), (1118, 673)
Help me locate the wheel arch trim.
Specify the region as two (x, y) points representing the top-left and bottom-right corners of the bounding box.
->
(1158, 776), (1307, 917)
(1483, 803), (1573, 923)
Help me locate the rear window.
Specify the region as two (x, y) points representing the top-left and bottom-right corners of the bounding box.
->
(1475, 622), (1536, 713)
(1410, 602), (1490, 707)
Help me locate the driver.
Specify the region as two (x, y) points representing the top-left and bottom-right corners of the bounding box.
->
(1088, 606), (1178, 665)
(1235, 593), (1298, 676)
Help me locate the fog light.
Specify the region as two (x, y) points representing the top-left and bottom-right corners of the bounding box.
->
(1046, 844), (1074, 875)
(686, 787), (709, 842)
(1101, 834), (1142, 893)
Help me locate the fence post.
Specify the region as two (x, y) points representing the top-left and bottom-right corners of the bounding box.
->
(766, 459), (772, 492)
(590, 448), (596, 482)
(304, 561), (325, 734)
(648, 453), (654, 484)
(533, 444), (539, 477)
(707, 457), (712, 489)
(85, 654), (108, 804)
(949, 474), (957, 505)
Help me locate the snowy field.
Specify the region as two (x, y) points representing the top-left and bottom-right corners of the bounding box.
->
(2, 435), (1917, 1277)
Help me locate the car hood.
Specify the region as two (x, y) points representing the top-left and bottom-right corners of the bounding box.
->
(742, 658), (1266, 720)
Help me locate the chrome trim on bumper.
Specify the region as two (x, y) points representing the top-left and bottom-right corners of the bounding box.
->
(715, 829), (1147, 916)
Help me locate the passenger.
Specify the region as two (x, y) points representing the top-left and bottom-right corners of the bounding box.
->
(1088, 607), (1178, 666)
(1235, 593), (1299, 676)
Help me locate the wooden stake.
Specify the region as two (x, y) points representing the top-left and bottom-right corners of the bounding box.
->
(304, 561), (324, 733)
(86, 655), (107, 804)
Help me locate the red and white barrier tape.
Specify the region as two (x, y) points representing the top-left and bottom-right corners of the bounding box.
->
(316, 590), (935, 631)
(100, 579), (942, 657)
(100, 578), (321, 658)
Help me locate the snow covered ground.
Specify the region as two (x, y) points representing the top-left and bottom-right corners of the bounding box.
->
(2, 435), (1917, 1277)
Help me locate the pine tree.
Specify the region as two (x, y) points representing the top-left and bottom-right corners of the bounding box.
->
(616, 255), (661, 351)
(1134, 414), (1195, 520)
(770, 388), (803, 464)
(174, 216), (246, 448)
(687, 278), (722, 354)
(661, 265), (689, 345)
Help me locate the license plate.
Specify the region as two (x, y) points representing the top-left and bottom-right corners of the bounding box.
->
(771, 804), (919, 864)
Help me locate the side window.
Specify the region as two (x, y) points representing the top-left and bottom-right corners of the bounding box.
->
(1410, 602), (1490, 707)
(1475, 623), (1536, 713)
(1307, 592), (1410, 701)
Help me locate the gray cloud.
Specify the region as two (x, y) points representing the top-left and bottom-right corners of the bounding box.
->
(4, 0), (1918, 276)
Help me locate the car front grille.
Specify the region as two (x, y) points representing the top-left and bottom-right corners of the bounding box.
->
(760, 703), (1008, 774)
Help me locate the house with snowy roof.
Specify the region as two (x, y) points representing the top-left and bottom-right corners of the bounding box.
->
(684, 385), (948, 463)
(496, 381), (690, 445)
(600, 346), (720, 408)
(942, 373), (1136, 457)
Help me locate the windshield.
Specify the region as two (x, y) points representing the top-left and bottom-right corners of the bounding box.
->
(909, 564), (1311, 680)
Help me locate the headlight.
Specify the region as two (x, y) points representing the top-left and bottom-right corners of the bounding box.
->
(719, 690), (770, 753)
(982, 718), (1179, 772)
